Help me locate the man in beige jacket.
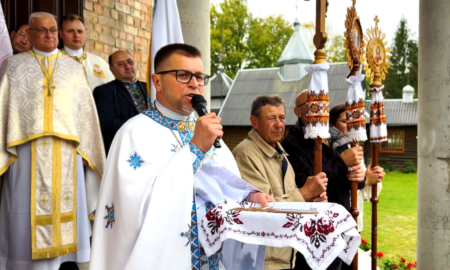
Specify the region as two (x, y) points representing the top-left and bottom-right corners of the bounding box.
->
(233, 95), (328, 270)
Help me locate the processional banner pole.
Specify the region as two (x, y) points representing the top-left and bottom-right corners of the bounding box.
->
(343, 1), (368, 268)
(303, 0), (329, 177)
(363, 16), (390, 269)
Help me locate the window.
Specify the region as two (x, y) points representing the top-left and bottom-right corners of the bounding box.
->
(380, 130), (405, 153)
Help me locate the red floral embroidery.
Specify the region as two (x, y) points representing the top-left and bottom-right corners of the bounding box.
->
(304, 219), (317, 237)
(317, 217), (335, 235)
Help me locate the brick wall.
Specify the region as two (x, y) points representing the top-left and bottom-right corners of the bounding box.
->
(83, 0), (153, 80)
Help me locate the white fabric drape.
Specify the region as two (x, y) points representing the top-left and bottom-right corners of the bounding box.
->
(369, 86), (387, 142)
(150, 0), (184, 102)
(304, 63), (331, 139)
(345, 75), (368, 142)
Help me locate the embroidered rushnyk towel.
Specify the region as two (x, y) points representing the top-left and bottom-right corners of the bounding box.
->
(199, 202), (360, 270)
(304, 63), (331, 140)
(345, 75), (368, 142)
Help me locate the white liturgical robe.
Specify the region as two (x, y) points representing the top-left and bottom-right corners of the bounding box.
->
(90, 102), (266, 270)
(61, 46), (114, 91)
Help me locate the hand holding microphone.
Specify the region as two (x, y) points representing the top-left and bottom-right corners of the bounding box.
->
(190, 95), (222, 153)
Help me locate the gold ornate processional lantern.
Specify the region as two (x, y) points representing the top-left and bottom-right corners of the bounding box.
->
(344, 0), (365, 75)
(364, 16), (391, 88)
(363, 15), (390, 270)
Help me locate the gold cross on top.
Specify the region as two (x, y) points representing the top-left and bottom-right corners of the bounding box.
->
(374, 16), (380, 27)
(352, 0), (356, 7)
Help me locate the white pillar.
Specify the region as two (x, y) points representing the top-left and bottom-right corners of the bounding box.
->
(177, 0), (211, 110)
(418, 0), (450, 268)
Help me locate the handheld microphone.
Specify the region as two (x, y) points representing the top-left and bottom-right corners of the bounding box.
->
(191, 95), (222, 148)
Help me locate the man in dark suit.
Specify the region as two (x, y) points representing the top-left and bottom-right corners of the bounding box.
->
(93, 50), (150, 155)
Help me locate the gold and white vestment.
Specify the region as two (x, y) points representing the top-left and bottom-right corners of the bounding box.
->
(0, 49), (105, 266)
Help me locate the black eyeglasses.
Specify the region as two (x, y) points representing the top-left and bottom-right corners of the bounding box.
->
(296, 102), (307, 108)
(29, 28), (58, 35)
(156, 69), (210, 86)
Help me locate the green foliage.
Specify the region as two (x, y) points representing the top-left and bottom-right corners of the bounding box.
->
(383, 258), (416, 269)
(246, 16), (293, 69)
(211, 0), (293, 78)
(401, 161), (417, 173)
(385, 18), (418, 98)
(378, 160), (397, 173)
(325, 35), (347, 63)
(359, 238), (370, 252)
(361, 173), (417, 267)
(211, 0), (250, 79)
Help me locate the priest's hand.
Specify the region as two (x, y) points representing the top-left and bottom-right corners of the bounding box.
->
(299, 172), (328, 202)
(348, 164), (365, 183)
(191, 112), (223, 153)
(366, 164), (385, 186)
(248, 192), (276, 208)
(313, 192), (328, 202)
(340, 146), (363, 167)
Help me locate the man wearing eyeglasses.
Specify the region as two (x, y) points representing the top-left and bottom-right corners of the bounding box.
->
(59, 15), (114, 91)
(90, 43), (274, 270)
(93, 50), (150, 155)
(9, 24), (32, 54)
(0, 12), (105, 270)
(281, 90), (365, 270)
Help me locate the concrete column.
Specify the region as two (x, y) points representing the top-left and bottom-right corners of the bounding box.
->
(177, 0), (211, 110)
(418, 0), (450, 268)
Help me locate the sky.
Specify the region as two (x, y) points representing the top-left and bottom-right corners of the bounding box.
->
(210, 0), (420, 45)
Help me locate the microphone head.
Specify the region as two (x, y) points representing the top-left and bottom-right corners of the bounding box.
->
(191, 94), (207, 110)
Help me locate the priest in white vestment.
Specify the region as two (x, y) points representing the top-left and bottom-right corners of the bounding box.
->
(0, 12), (105, 270)
(59, 14), (114, 91)
(90, 44), (275, 270)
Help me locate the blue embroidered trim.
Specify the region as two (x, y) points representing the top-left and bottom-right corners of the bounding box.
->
(190, 142), (205, 174)
(191, 193), (200, 269)
(126, 152), (144, 170)
(143, 107), (220, 268)
(104, 203), (115, 229)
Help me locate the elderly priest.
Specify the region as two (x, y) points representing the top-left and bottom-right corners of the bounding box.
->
(0, 12), (105, 270)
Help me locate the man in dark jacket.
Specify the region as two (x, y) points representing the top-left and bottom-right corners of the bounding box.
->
(282, 90), (365, 210)
(93, 50), (149, 155)
(282, 90), (365, 270)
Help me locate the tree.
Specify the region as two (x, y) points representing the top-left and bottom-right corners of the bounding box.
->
(211, 1), (294, 79)
(407, 39), (418, 98)
(211, 0), (250, 79)
(385, 18), (418, 98)
(325, 35), (347, 63)
(246, 16), (293, 69)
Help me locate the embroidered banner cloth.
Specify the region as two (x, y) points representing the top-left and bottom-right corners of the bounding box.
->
(304, 63), (331, 139)
(199, 202), (360, 270)
(369, 85), (387, 142)
(345, 75), (368, 142)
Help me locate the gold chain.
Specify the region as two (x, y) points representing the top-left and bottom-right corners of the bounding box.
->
(32, 51), (60, 97)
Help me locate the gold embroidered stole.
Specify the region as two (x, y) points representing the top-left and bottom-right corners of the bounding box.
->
(29, 53), (78, 259)
(31, 137), (78, 259)
(60, 48), (87, 77)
